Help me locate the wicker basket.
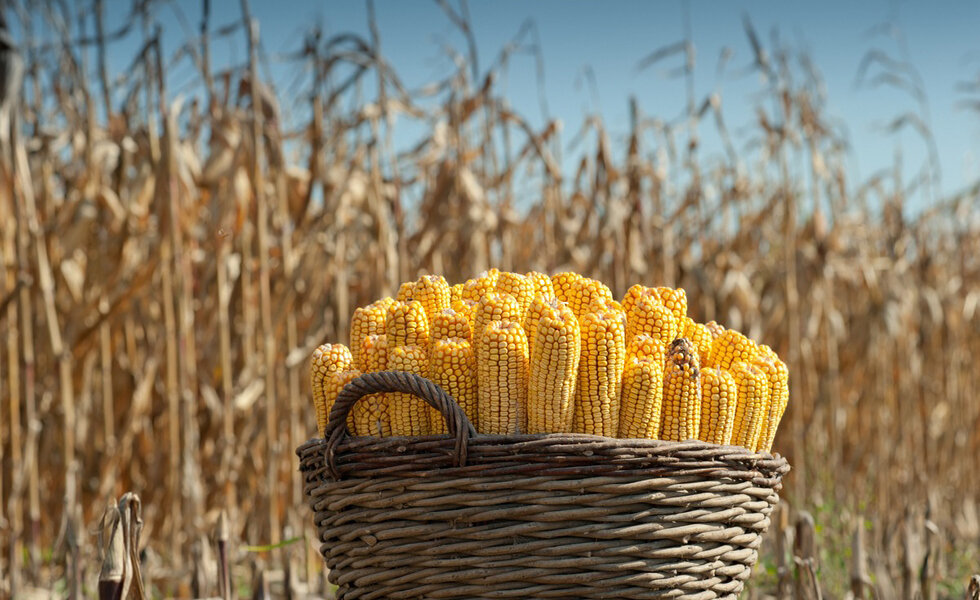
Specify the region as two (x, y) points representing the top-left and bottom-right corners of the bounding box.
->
(298, 371), (790, 600)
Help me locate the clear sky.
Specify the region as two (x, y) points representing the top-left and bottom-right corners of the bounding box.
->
(87, 1), (980, 206)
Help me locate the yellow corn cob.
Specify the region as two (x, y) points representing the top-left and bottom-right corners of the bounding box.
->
(522, 294), (562, 346)
(567, 277), (614, 319)
(414, 274), (451, 322)
(527, 308), (581, 433)
(321, 369), (361, 435)
(626, 333), (666, 364)
(755, 345), (789, 453)
(428, 338), (478, 434)
(655, 287), (688, 322)
(450, 283), (464, 305)
(551, 272), (583, 304)
(472, 292), (521, 360)
(310, 344), (354, 436)
(387, 345), (430, 436)
(386, 300), (430, 348)
(626, 292), (679, 346)
(708, 329), (758, 370)
(660, 338), (701, 442)
(698, 367), (738, 445)
(617, 356), (665, 439)
(460, 274), (496, 302)
(572, 310), (627, 436)
(396, 281), (416, 301)
(495, 272), (535, 320)
(681, 316), (713, 367)
(730, 361), (770, 450)
(705, 320), (726, 340)
(525, 271), (555, 298)
(477, 320), (529, 434)
(352, 334), (391, 436)
(621, 284), (647, 320)
(431, 308), (472, 342)
(349, 302), (388, 370)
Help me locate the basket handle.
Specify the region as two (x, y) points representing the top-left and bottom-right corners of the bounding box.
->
(323, 371), (477, 479)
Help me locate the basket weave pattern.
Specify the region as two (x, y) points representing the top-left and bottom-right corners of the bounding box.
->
(298, 371), (790, 600)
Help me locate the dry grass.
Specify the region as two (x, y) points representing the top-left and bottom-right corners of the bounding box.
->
(0, 2), (978, 598)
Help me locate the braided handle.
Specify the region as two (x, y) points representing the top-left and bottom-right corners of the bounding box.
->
(323, 371), (477, 479)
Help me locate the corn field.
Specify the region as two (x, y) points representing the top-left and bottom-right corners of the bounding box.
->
(0, 1), (978, 598)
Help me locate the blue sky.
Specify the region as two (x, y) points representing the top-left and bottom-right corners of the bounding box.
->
(84, 1), (980, 205)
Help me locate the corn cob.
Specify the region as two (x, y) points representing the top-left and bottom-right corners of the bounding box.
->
(708, 329), (758, 370)
(730, 361), (770, 449)
(477, 320), (529, 434)
(626, 334), (666, 366)
(472, 292), (521, 360)
(349, 302), (388, 370)
(705, 320), (726, 340)
(450, 283), (464, 305)
(660, 338), (701, 441)
(525, 271), (555, 298)
(310, 344), (354, 436)
(495, 272), (535, 320)
(698, 367), (737, 445)
(618, 356), (665, 438)
(414, 274), (451, 322)
(621, 284), (647, 320)
(655, 286), (688, 322)
(681, 316), (713, 367)
(568, 277), (614, 319)
(352, 334), (390, 436)
(428, 338), (478, 433)
(551, 272), (583, 304)
(572, 310), (627, 436)
(396, 281), (416, 301)
(460, 275), (495, 302)
(387, 345), (430, 436)
(755, 344), (789, 453)
(386, 300), (430, 348)
(527, 308), (581, 433)
(522, 294), (563, 347)
(431, 308), (472, 342)
(321, 369), (362, 434)
(626, 292), (679, 346)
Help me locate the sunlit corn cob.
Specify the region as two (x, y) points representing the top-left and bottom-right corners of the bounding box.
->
(495, 272), (535, 320)
(621, 284), (646, 320)
(660, 338), (701, 442)
(755, 344), (789, 453)
(396, 281), (416, 301)
(698, 367), (737, 445)
(386, 300), (430, 348)
(705, 320), (726, 340)
(431, 308), (472, 342)
(414, 274), (451, 322)
(472, 292), (521, 359)
(626, 333), (666, 364)
(349, 302), (388, 370)
(527, 308), (580, 433)
(323, 369), (361, 434)
(352, 334), (390, 436)
(681, 316), (713, 367)
(450, 283), (464, 305)
(460, 274), (497, 302)
(618, 356), (665, 438)
(525, 271), (555, 298)
(626, 292), (679, 346)
(730, 361), (770, 449)
(708, 329), (758, 370)
(568, 277), (615, 319)
(572, 310), (627, 436)
(522, 294), (563, 346)
(387, 345), (430, 436)
(551, 272), (583, 304)
(655, 286), (688, 322)
(477, 320), (529, 434)
(428, 338), (478, 433)
(310, 343), (354, 436)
